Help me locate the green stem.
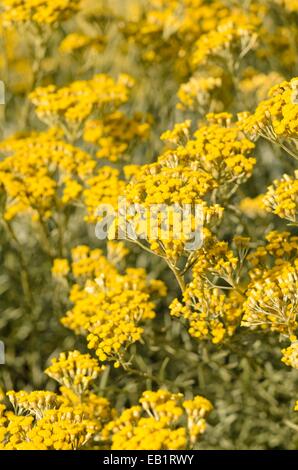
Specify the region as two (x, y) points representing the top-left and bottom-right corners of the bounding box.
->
(1, 219), (34, 307)
(166, 260), (186, 293)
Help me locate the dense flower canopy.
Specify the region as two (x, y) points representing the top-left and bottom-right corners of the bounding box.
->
(1, 0), (298, 451)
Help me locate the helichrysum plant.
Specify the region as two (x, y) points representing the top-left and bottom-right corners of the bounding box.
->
(1, 0), (298, 451)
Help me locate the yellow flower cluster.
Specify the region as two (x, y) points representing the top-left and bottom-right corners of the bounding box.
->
(122, 159), (220, 264)
(83, 111), (151, 162)
(61, 245), (166, 365)
(281, 343), (298, 369)
(188, 113), (256, 188)
(171, 288), (243, 344)
(52, 258), (70, 278)
(102, 389), (212, 450)
(170, 236), (243, 344)
(263, 171), (298, 223)
(3, 0), (298, 451)
(191, 236), (239, 281)
(7, 390), (60, 419)
(0, 349), (114, 449)
(239, 70), (284, 106)
(242, 259), (298, 337)
(0, 365), (214, 451)
(59, 387), (113, 426)
(60, 32), (106, 54)
(177, 75), (222, 112)
(183, 395), (214, 445)
(247, 231), (298, 271)
(117, 116), (254, 266)
(0, 406), (33, 449)
(192, 20), (258, 72)
(160, 114), (255, 189)
(120, 0), (228, 72)
(82, 166), (125, 223)
(0, 0), (80, 27)
(239, 78), (298, 158)
(0, 130), (95, 220)
(29, 74), (134, 140)
(0, 401), (96, 450)
(239, 195), (267, 219)
(45, 350), (104, 395)
(106, 241), (129, 266)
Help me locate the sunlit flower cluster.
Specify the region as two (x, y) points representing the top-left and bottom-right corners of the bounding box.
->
(238, 195), (267, 219)
(263, 171), (298, 223)
(61, 245), (166, 366)
(242, 232), (298, 341)
(59, 32), (106, 54)
(2, 0), (298, 452)
(82, 166), (126, 223)
(121, 154), (219, 264)
(192, 20), (258, 72)
(239, 70), (284, 106)
(1, 370), (212, 450)
(0, 397), (96, 450)
(170, 236), (243, 344)
(0, 349), (114, 450)
(239, 78), (298, 159)
(0, 0), (80, 27)
(0, 130), (95, 221)
(119, 0), (227, 72)
(84, 111), (151, 162)
(115, 115), (254, 269)
(242, 259), (298, 338)
(45, 350), (104, 394)
(102, 390), (212, 450)
(281, 342), (298, 369)
(29, 74), (135, 141)
(177, 75), (222, 113)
